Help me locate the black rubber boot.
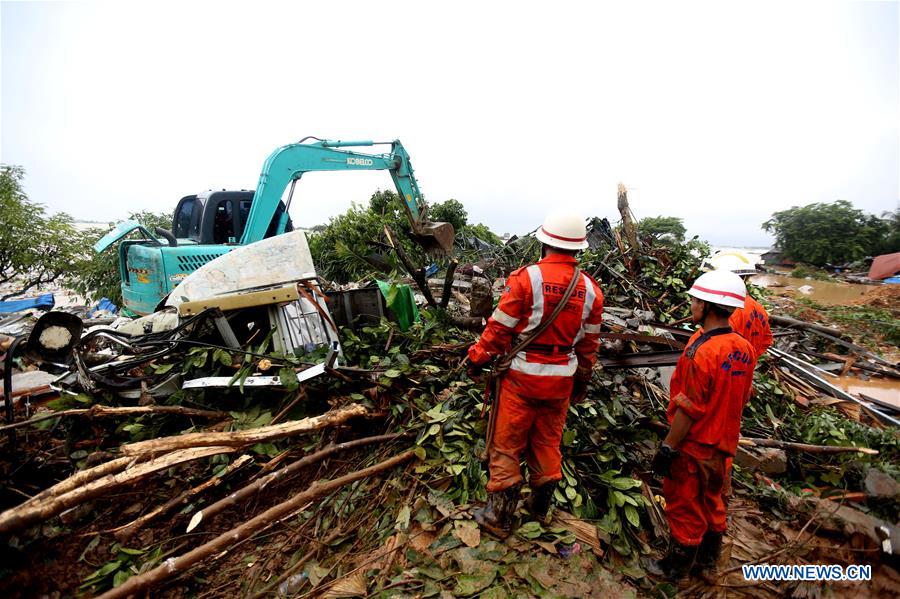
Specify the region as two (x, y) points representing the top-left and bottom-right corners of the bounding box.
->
(526, 482), (557, 523)
(691, 531), (724, 582)
(643, 540), (698, 583)
(473, 485), (520, 538)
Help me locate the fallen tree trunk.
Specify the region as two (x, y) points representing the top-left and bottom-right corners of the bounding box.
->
(739, 437), (879, 455)
(96, 449), (417, 599)
(769, 314), (849, 340)
(120, 403), (368, 458)
(17, 456), (133, 509)
(0, 446), (234, 535)
(113, 454), (254, 541)
(0, 404), (230, 433)
(186, 432), (407, 532)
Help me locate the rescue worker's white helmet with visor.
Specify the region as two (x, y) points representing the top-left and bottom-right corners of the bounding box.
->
(536, 211), (589, 251)
(687, 270), (747, 309)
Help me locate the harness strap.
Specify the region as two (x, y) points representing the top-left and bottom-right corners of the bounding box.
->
(685, 326), (732, 359)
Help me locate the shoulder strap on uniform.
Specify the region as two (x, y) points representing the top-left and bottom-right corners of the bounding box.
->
(684, 326), (732, 359)
(496, 266), (582, 371)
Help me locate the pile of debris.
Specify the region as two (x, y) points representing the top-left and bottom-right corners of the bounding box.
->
(0, 215), (898, 598)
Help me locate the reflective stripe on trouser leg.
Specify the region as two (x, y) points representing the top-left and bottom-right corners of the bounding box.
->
(486, 386), (536, 492)
(524, 396), (570, 487)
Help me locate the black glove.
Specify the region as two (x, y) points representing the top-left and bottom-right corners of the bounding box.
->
(651, 444), (679, 477)
(570, 379), (589, 404)
(466, 359), (487, 382)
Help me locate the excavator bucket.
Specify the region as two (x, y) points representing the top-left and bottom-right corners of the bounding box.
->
(413, 221), (455, 254)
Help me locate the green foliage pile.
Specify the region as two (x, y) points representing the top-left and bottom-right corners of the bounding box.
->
(788, 297), (900, 349)
(763, 200), (898, 266)
(308, 191), (504, 284)
(583, 235), (710, 323)
(341, 315), (658, 557)
(308, 190), (425, 284)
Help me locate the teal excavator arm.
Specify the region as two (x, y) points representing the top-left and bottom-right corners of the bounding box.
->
(240, 139), (454, 252)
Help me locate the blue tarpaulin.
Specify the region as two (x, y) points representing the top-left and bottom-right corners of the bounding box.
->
(0, 293), (54, 313)
(86, 297), (118, 318)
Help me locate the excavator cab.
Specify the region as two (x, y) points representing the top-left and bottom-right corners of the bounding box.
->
(171, 191), (293, 245)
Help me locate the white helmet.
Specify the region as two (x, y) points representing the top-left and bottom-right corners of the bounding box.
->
(706, 251), (757, 276)
(687, 270), (747, 309)
(535, 211), (589, 250)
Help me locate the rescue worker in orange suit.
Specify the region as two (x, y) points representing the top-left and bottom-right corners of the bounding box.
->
(466, 211), (604, 536)
(708, 253), (773, 358)
(646, 270), (758, 582)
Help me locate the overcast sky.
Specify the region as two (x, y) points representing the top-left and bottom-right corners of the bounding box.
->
(2, 1), (897, 246)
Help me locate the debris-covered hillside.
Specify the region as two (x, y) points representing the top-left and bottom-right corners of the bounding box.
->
(0, 199), (898, 599)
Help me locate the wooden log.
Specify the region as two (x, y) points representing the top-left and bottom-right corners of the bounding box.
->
(120, 403), (367, 458)
(0, 446), (234, 535)
(0, 404), (230, 433)
(185, 432), (406, 532)
(739, 437), (878, 455)
(17, 456), (133, 510)
(112, 454), (254, 541)
(95, 449), (417, 599)
(649, 420), (879, 455)
(769, 314), (848, 339)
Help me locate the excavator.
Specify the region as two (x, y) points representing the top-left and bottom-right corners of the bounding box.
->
(95, 139), (455, 315)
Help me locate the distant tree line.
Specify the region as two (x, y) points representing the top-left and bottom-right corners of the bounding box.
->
(763, 200), (899, 266)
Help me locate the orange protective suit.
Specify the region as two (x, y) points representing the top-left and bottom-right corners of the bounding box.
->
(468, 253), (604, 491)
(729, 295), (773, 358)
(664, 327), (756, 545)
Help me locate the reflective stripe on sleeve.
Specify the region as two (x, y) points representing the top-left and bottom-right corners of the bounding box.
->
(510, 352), (579, 377)
(522, 264), (544, 332)
(574, 274), (597, 344)
(583, 322), (603, 334)
(491, 308), (520, 328)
